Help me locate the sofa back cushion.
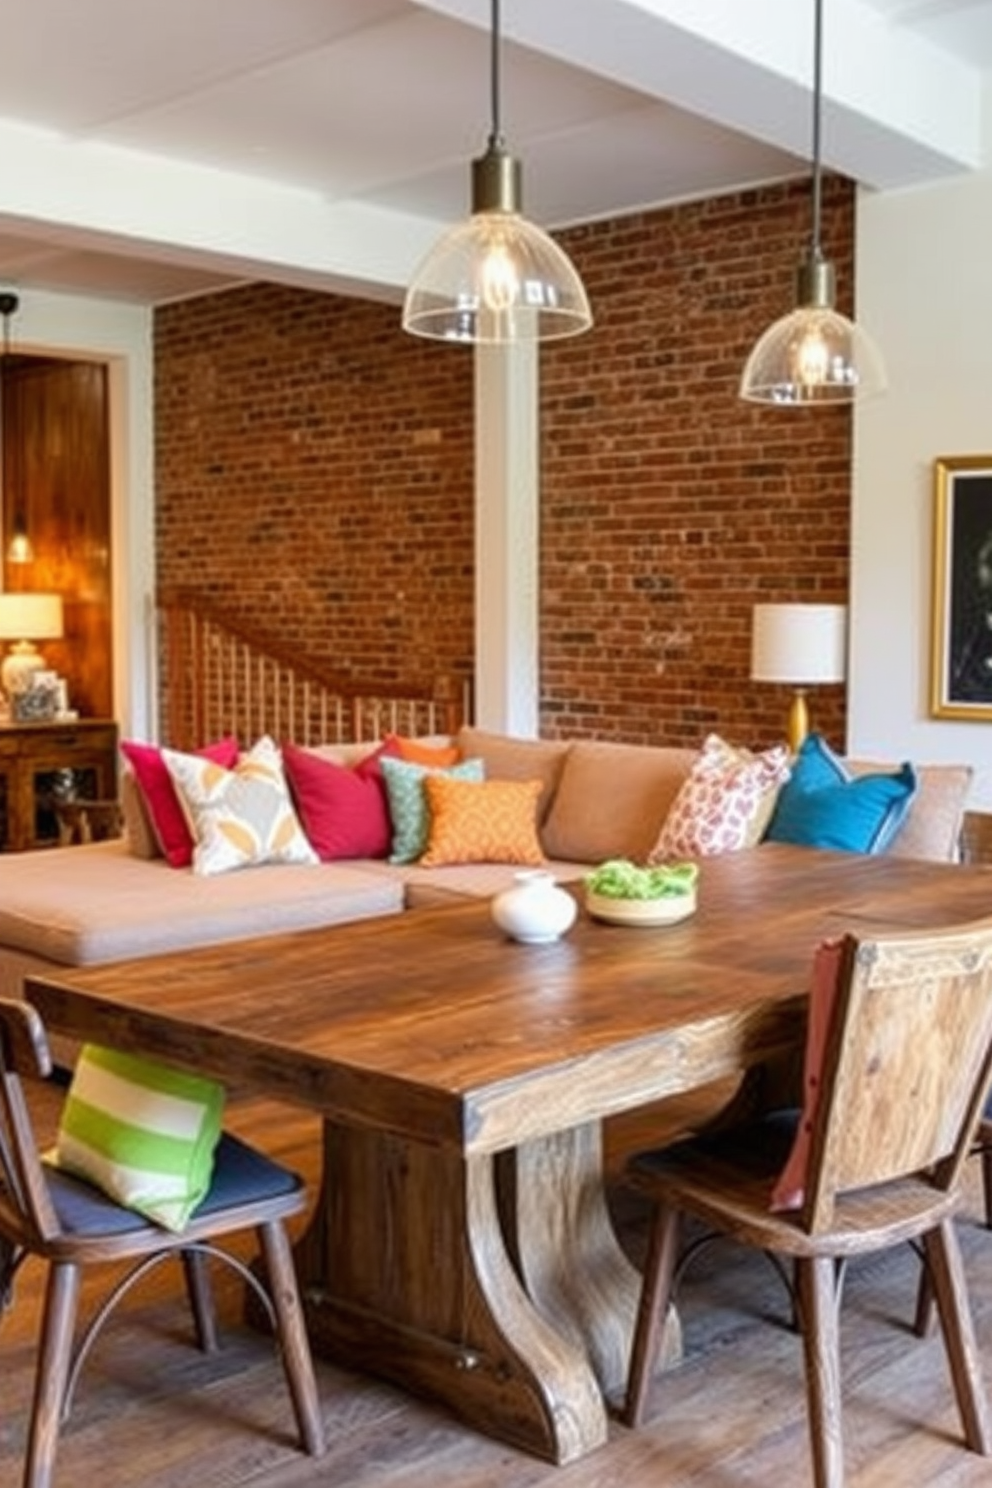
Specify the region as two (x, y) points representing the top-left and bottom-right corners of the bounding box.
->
(540, 740), (697, 864)
(120, 768), (160, 860)
(455, 727), (570, 825)
(846, 759), (972, 863)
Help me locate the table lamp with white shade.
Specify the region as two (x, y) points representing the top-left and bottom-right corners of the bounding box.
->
(0, 592), (64, 699)
(751, 602), (847, 753)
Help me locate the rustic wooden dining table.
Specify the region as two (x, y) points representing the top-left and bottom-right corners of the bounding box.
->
(24, 842), (992, 1465)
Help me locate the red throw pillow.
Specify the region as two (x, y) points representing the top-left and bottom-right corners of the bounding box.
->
(120, 737), (239, 868)
(282, 741), (399, 860)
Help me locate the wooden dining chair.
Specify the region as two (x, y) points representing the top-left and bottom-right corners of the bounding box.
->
(958, 812), (992, 1226)
(620, 917), (992, 1488)
(0, 999), (326, 1488)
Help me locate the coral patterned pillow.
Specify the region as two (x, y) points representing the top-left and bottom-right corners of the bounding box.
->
(162, 735), (318, 876)
(649, 734), (791, 860)
(419, 776), (545, 867)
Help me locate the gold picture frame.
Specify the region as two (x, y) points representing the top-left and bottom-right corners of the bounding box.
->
(930, 454), (992, 721)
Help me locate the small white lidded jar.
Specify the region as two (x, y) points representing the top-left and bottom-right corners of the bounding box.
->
(491, 871), (577, 945)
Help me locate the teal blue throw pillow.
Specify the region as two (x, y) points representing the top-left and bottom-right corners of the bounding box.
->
(765, 734), (917, 855)
(380, 755), (485, 864)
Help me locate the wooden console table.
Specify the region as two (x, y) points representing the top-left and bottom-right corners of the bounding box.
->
(25, 845), (992, 1464)
(0, 718), (118, 851)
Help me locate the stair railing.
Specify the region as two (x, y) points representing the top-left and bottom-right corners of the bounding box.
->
(156, 588), (471, 751)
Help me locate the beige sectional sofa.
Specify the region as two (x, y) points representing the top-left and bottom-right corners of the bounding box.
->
(0, 724), (974, 1006)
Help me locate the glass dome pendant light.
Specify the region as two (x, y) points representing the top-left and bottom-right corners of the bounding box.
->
(402, 0), (592, 345)
(739, 0), (885, 405)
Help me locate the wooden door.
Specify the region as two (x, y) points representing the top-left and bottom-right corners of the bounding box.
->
(2, 356), (113, 720)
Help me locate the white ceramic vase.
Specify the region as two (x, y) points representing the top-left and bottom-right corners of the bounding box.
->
(491, 870), (577, 945)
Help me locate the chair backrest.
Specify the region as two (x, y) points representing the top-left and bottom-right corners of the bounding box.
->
(0, 998), (62, 1252)
(803, 917), (992, 1233)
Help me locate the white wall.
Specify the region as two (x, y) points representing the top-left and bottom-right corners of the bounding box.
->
(12, 290), (155, 740)
(852, 160), (992, 808)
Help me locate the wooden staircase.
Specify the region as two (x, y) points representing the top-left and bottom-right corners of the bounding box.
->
(156, 588), (471, 750)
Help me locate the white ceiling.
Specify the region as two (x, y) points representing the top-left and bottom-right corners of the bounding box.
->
(0, 0), (989, 308)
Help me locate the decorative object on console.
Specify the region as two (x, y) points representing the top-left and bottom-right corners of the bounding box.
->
(738, 0), (885, 405)
(402, 0), (591, 346)
(491, 869), (577, 944)
(750, 602), (846, 754)
(0, 590), (64, 700)
(11, 669), (62, 723)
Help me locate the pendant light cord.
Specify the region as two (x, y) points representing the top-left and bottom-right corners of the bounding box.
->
(810, 0), (824, 260)
(488, 0), (504, 149)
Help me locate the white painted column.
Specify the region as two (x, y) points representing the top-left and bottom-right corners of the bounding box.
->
(473, 340), (540, 736)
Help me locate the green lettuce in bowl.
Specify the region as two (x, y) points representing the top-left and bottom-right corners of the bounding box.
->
(584, 858), (698, 900)
(584, 859), (699, 926)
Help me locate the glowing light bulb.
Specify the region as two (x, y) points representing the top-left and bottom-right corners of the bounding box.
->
(795, 323), (830, 387)
(480, 238), (519, 314)
(6, 530), (32, 564)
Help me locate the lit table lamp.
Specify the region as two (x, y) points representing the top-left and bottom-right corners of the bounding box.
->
(751, 602), (846, 753)
(0, 592), (64, 699)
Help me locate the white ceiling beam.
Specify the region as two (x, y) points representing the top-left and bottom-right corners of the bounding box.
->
(414, 0), (983, 188)
(0, 120), (438, 301)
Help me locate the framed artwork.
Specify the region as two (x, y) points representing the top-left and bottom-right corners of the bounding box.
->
(930, 454), (992, 721)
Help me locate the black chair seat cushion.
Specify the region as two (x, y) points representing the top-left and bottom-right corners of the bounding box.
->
(47, 1131), (302, 1237)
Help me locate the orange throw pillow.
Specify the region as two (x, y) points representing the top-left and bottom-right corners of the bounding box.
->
(419, 776), (544, 867)
(386, 734), (461, 769)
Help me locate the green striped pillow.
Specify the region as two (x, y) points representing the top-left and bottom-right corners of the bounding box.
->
(51, 1045), (225, 1233)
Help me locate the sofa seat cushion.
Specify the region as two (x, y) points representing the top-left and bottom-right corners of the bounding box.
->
(0, 840), (403, 966)
(540, 740), (698, 864)
(350, 856), (589, 909)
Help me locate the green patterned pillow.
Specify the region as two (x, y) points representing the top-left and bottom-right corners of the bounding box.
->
(380, 755), (485, 864)
(162, 734), (318, 876)
(50, 1045), (225, 1232)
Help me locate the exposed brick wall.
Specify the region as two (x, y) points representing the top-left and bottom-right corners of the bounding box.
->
(155, 286), (475, 688)
(155, 176), (854, 753)
(541, 176), (853, 751)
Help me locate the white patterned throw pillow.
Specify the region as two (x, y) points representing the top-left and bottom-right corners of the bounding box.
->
(163, 735), (318, 876)
(649, 733), (791, 860)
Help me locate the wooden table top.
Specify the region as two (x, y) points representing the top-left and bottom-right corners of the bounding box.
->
(26, 844), (992, 1156)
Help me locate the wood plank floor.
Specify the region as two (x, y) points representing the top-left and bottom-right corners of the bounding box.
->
(5, 1082), (992, 1487)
